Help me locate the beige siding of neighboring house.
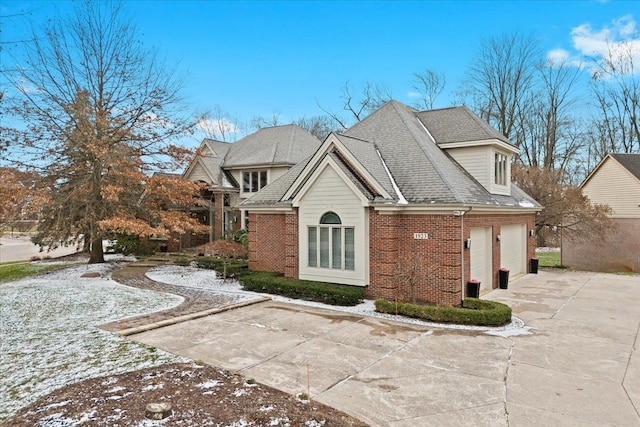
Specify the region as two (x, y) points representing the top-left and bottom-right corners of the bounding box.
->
(297, 163), (369, 286)
(446, 146), (491, 190)
(582, 157), (640, 218)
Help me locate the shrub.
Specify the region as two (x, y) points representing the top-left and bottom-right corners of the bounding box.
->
(107, 234), (155, 256)
(239, 270), (364, 306)
(233, 229), (248, 248)
(174, 256), (192, 267)
(194, 256), (248, 277)
(374, 298), (512, 326)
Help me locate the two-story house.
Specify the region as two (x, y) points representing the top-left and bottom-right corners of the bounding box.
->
(182, 125), (321, 247)
(240, 101), (541, 306)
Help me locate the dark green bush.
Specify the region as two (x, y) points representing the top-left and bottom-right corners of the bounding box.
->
(239, 270), (364, 306)
(174, 257), (192, 267)
(374, 298), (512, 326)
(233, 229), (248, 248)
(194, 256), (247, 277)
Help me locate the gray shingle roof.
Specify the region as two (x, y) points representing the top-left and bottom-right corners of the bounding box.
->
(223, 125), (321, 168)
(611, 153), (640, 181)
(242, 101), (541, 210)
(415, 106), (513, 146)
(239, 157), (312, 206)
(345, 101), (495, 204)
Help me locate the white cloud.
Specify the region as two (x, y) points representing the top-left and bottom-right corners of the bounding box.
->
(566, 15), (640, 75)
(406, 91), (421, 99)
(197, 118), (239, 138)
(547, 48), (570, 64)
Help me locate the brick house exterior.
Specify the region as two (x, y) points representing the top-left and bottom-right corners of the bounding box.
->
(242, 101), (541, 306)
(181, 125), (320, 247)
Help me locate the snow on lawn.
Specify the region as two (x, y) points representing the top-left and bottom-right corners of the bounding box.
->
(0, 262), (188, 421)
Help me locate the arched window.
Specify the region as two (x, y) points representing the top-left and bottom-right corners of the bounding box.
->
(308, 212), (354, 271)
(320, 211), (341, 224)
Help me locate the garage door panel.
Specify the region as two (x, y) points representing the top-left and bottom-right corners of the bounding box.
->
(500, 224), (526, 275)
(470, 227), (492, 291)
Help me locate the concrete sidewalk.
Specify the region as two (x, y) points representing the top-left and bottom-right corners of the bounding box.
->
(130, 270), (640, 426)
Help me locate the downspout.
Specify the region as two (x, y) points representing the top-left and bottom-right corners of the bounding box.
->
(458, 207), (472, 304)
(461, 210), (465, 303)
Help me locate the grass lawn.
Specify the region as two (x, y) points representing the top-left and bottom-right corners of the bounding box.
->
(535, 249), (562, 268)
(0, 262), (69, 283)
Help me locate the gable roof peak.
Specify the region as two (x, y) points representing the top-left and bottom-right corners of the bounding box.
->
(610, 153), (640, 181)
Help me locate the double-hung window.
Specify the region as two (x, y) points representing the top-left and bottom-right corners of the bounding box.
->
(308, 212), (355, 271)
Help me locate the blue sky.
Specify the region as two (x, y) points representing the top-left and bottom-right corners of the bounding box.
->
(2, 0), (639, 147)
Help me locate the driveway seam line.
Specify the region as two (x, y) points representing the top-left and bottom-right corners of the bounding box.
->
(621, 320), (640, 418)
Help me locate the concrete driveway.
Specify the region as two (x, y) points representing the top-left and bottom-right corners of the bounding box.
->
(0, 235), (80, 263)
(131, 270), (640, 426)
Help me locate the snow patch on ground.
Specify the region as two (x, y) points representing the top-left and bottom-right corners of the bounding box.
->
(146, 265), (526, 333)
(1, 266), (187, 420)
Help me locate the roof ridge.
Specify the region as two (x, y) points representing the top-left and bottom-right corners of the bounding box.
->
(391, 102), (469, 203)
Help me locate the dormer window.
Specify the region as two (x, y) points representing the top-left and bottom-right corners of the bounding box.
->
(494, 152), (507, 186)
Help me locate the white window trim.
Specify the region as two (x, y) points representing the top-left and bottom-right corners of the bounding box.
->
(242, 170), (268, 194)
(307, 224), (355, 271)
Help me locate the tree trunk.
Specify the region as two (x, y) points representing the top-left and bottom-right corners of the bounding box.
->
(89, 235), (104, 263)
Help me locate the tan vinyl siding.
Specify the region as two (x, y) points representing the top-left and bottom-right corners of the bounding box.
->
(298, 164), (368, 286)
(489, 149), (511, 196)
(185, 162), (213, 184)
(269, 166), (290, 182)
(583, 158), (640, 218)
(446, 146), (491, 189)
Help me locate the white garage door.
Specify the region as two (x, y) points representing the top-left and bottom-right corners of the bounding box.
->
(470, 227), (492, 292)
(500, 224), (526, 275)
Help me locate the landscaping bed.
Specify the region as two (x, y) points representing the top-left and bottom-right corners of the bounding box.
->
(375, 297), (513, 327)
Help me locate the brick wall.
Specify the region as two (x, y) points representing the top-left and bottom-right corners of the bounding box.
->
(368, 210), (537, 306)
(248, 213), (287, 273)
(284, 212), (299, 278)
(249, 208), (536, 306)
(563, 218), (640, 272)
(368, 211), (463, 306)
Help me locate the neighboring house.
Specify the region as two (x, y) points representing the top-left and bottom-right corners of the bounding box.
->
(563, 153), (640, 272)
(181, 125), (321, 247)
(240, 101), (541, 306)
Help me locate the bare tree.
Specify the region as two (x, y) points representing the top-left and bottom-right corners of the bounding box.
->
(587, 38), (640, 165)
(512, 164), (614, 246)
(250, 110), (282, 130)
(198, 105), (240, 142)
(318, 80), (393, 130)
(2, 1), (200, 263)
(516, 57), (583, 170)
(294, 115), (338, 141)
(411, 69), (446, 110)
(464, 32), (542, 140)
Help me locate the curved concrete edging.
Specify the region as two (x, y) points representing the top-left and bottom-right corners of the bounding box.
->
(119, 296), (271, 337)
